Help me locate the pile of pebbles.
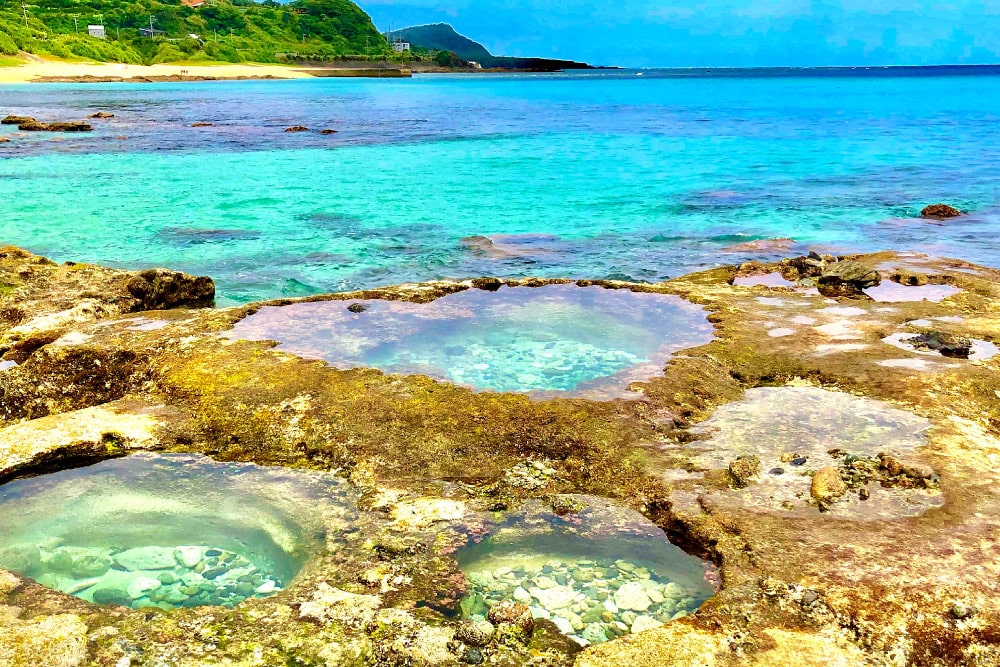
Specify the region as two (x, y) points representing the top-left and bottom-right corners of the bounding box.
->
(15, 543), (282, 610)
(393, 338), (641, 392)
(462, 558), (703, 646)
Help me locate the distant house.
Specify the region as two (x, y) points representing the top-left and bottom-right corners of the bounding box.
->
(87, 25), (106, 39)
(391, 40), (410, 52)
(140, 28), (165, 37)
(182, 0), (206, 7)
(468, 61), (482, 69)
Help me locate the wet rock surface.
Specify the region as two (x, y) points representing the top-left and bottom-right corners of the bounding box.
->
(0, 247), (998, 665)
(920, 203), (964, 219)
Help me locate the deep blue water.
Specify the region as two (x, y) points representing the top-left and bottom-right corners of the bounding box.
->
(1, 69), (998, 304)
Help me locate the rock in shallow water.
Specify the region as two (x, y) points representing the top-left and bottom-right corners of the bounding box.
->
(113, 546), (177, 571)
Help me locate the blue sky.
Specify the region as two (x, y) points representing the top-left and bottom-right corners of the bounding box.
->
(358, 1), (1000, 67)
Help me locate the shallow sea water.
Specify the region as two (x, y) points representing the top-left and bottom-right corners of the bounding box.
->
(0, 453), (354, 609)
(229, 284), (713, 397)
(2, 71), (1000, 303)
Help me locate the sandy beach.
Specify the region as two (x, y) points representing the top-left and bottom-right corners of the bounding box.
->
(0, 56), (409, 83)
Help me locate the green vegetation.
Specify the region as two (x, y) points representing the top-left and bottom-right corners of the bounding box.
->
(387, 22), (593, 71)
(0, 0), (394, 65)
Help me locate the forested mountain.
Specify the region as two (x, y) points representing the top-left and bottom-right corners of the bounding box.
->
(0, 0), (391, 65)
(387, 22), (592, 70)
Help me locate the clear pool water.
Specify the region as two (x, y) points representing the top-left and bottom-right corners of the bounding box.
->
(0, 453), (354, 610)
(229, 284), (713, 398)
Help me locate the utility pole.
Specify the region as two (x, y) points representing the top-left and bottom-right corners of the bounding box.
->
(73, 16), (78, 33)
(20, 0), (28, 27)
(149, 15), (155, 36)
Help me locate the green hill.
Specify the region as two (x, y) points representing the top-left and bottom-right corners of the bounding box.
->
(0, 0), (393, 65)
(387, 22), (592, 71)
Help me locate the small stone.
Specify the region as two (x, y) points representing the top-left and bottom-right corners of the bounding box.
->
(951, 603), (976, 620)
(512, 586), (531, 603)
(347, 303), (367, 313)
(790, 457), (808, 466)
(631, 615), (663, 634)
(769, 467), (785, 475)
(455, 620), (494, 647)
(205, 549), (223, 557)
(157, 573), (177, 585)
(811, 467), (848, 505)
(552, 616), (574, 635)
(175, 546), (203, 569)
(801, 590), (820, 606)
(462, 648), (484, 665)
(126, 577), (161, 600)
(614, 582), (653, 612)
(202, 567), (228, 580)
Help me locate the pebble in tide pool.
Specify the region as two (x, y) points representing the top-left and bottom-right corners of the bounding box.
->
(461, 558), (702, 646)
(15, 543), (283, 610)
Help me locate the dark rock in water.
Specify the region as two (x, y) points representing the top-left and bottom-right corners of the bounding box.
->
(471, 277), (503, 291)
(0, 136), (9, 143)
(205, 549), (222, 557)
(729, 455), (761, 489)
(720, 237), (796, 253)
(790, 457), (808, 467)
(191, 122), (215, 127)
(347, 303), (367, 313)
(462, 648), (484, 665)
(906, 331), (973, 359)
(202, 567), (228, 580)
(487, 601), (534, 637)
(818, 261), (881, 293)
(769, 467), (785, 476)
(285, 125), (310, 133)
(93, 588), (131, 606)
(88, 112), (115, 119)
(1, 115), (34, 125)
(319, 128), (338, 135)
(18, 120), (93, 132)
(921, 204), (963, 219)
(126, 268), (215, 310)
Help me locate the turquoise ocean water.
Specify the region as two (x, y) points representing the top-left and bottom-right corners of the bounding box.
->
(2, 69), (999, 304)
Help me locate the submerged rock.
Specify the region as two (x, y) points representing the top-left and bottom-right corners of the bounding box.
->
(17, 120), (93, 132)
(113, 546), (177, 571)
(1, 115), (34, 125)
(285, 125), (310, 132)
(487, 601), (535, 637)
(920, 203), (963, 219)
(88, 112), (115, 119)
(455, 619), (495, 647)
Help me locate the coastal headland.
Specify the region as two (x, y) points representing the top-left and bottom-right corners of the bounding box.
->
(0, 244), (997, 666)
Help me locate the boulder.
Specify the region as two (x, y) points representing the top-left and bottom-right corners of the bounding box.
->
(921, 204), (962, 219)
(88, 112), (115, 119)
(810, 467), (848, 505)
(1, 115), (33, 125)
(319, 128), (338, 135)
(728, 455), (761, 489)
(486, 601), (535, 636)
(891, 269), (928, 286)
(285, 125), (310, 132)
(125, 268), (215, 310)
(905, 331), (973, 359)
(454, 619), (494, 647)
(817, 260), (881, 293)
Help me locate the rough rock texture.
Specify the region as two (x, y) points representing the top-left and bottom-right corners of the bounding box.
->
(920, 204), (963, 219)
(818, 260), (881, 292)
(0, 248), (998, 666)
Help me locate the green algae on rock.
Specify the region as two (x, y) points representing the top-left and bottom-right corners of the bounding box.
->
(0, 453), (354, 610)
(228, 284), (713, 399)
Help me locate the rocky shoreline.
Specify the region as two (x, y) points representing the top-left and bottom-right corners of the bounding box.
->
(0, 244), (998, 666)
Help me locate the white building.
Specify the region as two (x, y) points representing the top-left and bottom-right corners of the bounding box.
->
(391, 40), (410, 52)
(88, 25), (106, 39)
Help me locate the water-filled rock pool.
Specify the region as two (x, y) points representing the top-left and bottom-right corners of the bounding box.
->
(230, 284), (714, 399)
(455, 497), (717, 646)
(0, 453), (355, 610)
